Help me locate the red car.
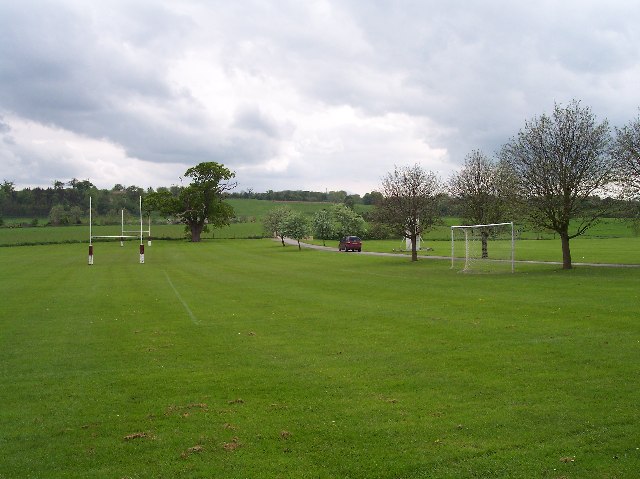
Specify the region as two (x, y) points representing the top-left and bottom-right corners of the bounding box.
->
(339, 236), (362, 252)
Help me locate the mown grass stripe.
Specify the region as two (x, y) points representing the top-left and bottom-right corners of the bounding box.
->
(163, 270), (199, 325)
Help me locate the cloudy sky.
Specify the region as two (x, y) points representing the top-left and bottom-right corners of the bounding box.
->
(1, 1), (639, 195)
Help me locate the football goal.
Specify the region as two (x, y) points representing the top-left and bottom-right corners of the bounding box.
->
(451, 222), (515, 273)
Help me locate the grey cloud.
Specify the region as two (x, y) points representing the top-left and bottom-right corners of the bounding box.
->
(0, 116), (10, 134)
(0, 2), (192, 148)
(233, 107), (282, 139)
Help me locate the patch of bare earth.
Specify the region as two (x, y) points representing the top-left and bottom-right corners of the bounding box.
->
(165, 403), (209, 416)
(223, 437), (241, 451)
(181, 444), (204, 459)
(123, 432), (148, 441)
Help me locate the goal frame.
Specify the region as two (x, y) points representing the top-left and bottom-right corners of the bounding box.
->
(451, 222), (515, 273)
(88, 196), (148, 265)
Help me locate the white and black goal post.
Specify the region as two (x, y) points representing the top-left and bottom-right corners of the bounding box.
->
(451, 222), (515, 273)
(88, 196), (146, 265)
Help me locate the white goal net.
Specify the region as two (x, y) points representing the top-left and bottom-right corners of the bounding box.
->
(451, 222), (515, 273)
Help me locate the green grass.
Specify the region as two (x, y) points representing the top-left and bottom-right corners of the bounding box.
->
(1, 240), (639, 478)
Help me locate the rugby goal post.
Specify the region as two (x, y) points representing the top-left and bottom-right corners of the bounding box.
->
(451, 222), (515, 273)
(88, 196), (147, 265)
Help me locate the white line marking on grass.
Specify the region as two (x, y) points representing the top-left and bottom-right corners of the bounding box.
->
(164, 271), (199, 325)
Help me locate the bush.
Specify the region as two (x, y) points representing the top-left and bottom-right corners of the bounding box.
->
(364, 223), (394, 240)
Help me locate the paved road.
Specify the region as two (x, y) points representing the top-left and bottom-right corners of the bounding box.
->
(281, 238), (640, 268)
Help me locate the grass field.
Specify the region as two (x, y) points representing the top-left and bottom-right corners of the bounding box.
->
(1, 239), (639, 478)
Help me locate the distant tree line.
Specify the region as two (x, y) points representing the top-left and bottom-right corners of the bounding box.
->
(228, 188), (382, 206)
(0, 179), (148, 225)
(0, 178), (386, 224)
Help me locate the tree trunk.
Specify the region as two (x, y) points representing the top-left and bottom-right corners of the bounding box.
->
(190, 223), (204, 242)
(481, 231), (489, 259)
(411, 235), (418, 262)
(560, 232), (572, 269)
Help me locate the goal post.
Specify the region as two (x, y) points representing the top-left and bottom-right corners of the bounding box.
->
(451, 222), (515, 273)
(88, 195), (147, 265)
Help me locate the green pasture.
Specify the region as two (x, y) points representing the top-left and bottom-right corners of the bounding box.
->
(1, 240), (639, 478)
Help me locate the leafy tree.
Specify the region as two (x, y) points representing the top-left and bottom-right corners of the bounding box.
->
(144, 162), (236, 242)
(375, 164), (442, 261)
(67, 178), (94, 192)
(263, 206), (293, 246)
(1, 180), (15, 196)
(328, 190), (347, 203)
(313, 209), (334, 246)
(69, 206), (83, 224)
(449, 150), (517, 258)
(343, 194), (362, 209)
(283, 211), (310, 250)
(332, 204), (366, 239)
(500, 100), (615, 269)
(49, 204), (70, 225)
(362, 191), (383, 206)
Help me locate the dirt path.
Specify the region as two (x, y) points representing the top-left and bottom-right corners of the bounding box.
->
(280, 238), (640, 268)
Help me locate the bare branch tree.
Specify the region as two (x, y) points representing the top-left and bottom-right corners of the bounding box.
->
(376, 164), (442, 261)
(613, 112), (640, 198)
(449, 150), (518, 258)
(500, 100), (615, 269)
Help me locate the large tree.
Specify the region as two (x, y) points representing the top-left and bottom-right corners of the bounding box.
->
(500, 100), (615, 269)
(376, 164), (442, 261)
(449, 150), (517, 258)
(144, 162), (236, 242)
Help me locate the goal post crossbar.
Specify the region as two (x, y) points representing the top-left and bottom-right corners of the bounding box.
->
(451, 222), (513, 230)
(451, 221), (515, 273)
(92, 235), (140, 239)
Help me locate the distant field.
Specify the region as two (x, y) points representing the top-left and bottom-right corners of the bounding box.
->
(0, 199), (367, 245)
(1, 240), (638, 478)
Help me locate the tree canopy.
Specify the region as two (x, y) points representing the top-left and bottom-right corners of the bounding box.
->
(500, 100), (615, 269)
(449, 150), (518, 258)
(145, 162), (236, 242)
(262, 206), (294, 246)
(376, 164), (442, 261)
